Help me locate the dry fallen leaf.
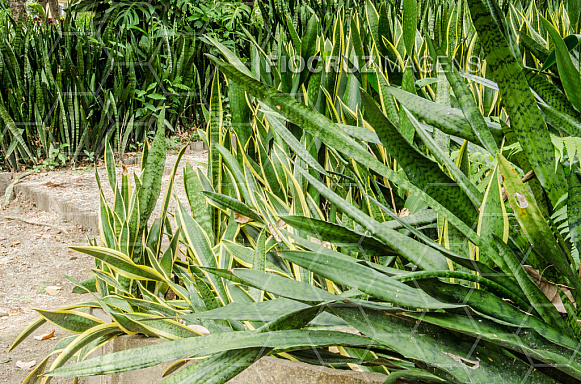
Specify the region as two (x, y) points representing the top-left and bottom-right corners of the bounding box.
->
(34, 329), (55, 341)
(398, 208), (410, 218)
(45, 286), (62, 296)
(16, 360), (36, 370)
(312, 238), (332, 249)
(442, 352), (480, 370)
(267, 223), (282, 242)
(234, 212), (252, 224)
(523, 265), (575, 313)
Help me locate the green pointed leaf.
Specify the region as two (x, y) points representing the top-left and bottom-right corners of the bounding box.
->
(431, 41), (498, 154)
(207, 55), (481, 244)
(48, 330), (374, 377)
(541, 18), (581, 111)
(386, 86), (503, 145)
(468, 0), (568, 207)
(266, 112), (327, 175)
(175, 201), (228, 304)
(334, 307), (556, 384)
(476, 164), (510, 270)
(493, 234), (567, 331)
(138, 107), (166, 228)
(34, 309), (104, 334)
(569, 172), (581, 258)
(232, 269), (338, 302)
(280, 250), (458, 310)
(297, 162), (451, 271)
(404, 107), (482, 207)
(402, 0), (417, 54)
(498, 155), (581, 294)
(361, 89), (479, 227)
(405, 311), (581, 380)
(184, 163), (213, 242)
(70, 246), (164, 281)
(203, 191), (263, 223)
(280, 214), (391, 253)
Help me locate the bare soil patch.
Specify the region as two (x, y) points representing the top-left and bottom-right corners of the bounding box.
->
(0, 196), (94, 383)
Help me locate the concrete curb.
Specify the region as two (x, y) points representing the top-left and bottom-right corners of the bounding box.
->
(0, 172), (12, 198)
(0, 164), (181, 234)
(81, 335), (389, 384)
(0, 171), (99, 232)
(0, 146), (208, 233)
(14, 181), (100, 232)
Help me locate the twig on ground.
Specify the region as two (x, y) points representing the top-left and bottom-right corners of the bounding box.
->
(1, 216), (69, 234)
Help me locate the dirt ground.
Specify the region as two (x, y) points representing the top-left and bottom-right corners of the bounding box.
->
(0, 195), (94, 384)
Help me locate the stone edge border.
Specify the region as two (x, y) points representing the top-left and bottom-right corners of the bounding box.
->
(0, 173), (100, 232)
(0, 162), (182, 233)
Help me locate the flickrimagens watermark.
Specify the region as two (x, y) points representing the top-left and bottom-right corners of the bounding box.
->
(263, 54), (483, 75)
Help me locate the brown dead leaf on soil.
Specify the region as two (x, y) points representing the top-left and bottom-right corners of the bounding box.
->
(34, 329), (55, 341)
(45, 286), (62, 296)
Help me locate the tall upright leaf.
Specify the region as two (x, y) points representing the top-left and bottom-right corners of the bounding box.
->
(467, 0), (568, 208)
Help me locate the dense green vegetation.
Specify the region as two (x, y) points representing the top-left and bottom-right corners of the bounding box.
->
(0, 0), (374, 170)
(8, 0), (581, 382)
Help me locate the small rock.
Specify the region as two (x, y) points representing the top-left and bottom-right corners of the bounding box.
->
(16, 360), (36, 369)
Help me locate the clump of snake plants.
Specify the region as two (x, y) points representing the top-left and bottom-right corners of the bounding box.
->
(11, 0), (581, 383)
